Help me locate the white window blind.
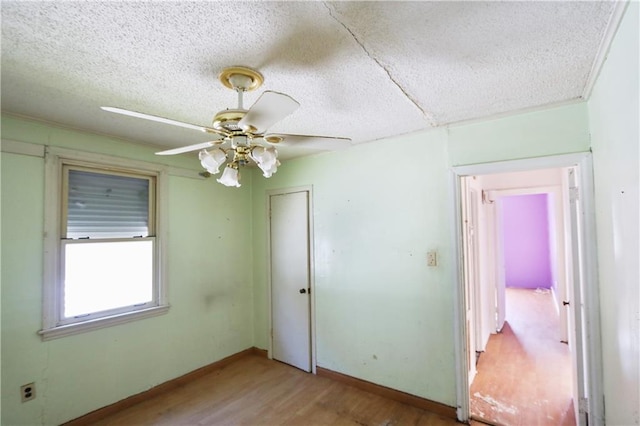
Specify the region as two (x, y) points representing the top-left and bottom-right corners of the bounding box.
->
(65, 168), (151, 239)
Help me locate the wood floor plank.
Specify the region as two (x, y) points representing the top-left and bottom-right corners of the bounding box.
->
(469, 288), (576, 426)
(89, 355), (461, 425)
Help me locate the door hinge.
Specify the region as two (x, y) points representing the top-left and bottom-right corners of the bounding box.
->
(579, 396), (589, 413)
(570, 187), (580, 202)
(482, 190), (495, 205)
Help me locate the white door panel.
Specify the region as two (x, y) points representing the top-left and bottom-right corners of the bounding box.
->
(463, 184), (480, 382)
(567, 168), (586, 425)
(270, 191), (311, 372)
(495, 199), (506, 332)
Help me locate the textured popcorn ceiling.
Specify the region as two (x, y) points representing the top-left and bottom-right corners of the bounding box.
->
(1, 1), (617, 159)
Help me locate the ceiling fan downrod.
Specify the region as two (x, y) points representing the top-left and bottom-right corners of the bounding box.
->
(236, 88), (244, 110)
(225, 70), (259, 111)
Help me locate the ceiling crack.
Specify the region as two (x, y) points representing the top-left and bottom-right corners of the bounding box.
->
(323, 2), (436, 126)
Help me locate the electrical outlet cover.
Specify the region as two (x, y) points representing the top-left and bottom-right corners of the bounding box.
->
(21, 383), (35, 402)
(427, 251), (437, 266)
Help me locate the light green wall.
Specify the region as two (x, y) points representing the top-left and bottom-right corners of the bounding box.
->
(252, 129), (457, 404)
(588, 2), (639, 424)
(2, 13), (633, 420)
(1, 115), (255, 425)
(1, 116), (199, 171)
(448, 102), (590, 166)
(249, 100), (589, 408)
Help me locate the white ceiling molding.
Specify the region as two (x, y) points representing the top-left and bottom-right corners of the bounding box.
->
(445, 98), (585, 130)
(581, 0), (631, 100)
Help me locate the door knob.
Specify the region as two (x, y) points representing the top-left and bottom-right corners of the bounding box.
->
(299, 288), (307, 294)
(563, 300), (570, 306)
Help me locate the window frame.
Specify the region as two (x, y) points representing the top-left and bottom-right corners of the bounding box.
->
(41, 147), (169, 340)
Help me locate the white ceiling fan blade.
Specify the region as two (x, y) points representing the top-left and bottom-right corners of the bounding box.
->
(263, 133), (352, 150)
(101, 106), (225, 135)
(238, 91), (300, 133)
(155, 141), (223, 156)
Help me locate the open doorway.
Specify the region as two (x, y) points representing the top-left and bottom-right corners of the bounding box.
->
(466, 187), (575, 425)
(451, 153), (603, 426)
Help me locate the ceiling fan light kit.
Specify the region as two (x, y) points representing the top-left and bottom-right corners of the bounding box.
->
(251, 146), (280, 177)
(101, 66), (351, 188)
(217, 163), (241, 188)
(199, 148), (226, 174)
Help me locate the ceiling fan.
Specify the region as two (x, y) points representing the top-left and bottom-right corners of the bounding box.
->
(101, 66), (351, 187)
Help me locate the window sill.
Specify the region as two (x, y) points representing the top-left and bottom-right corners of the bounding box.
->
(39, 305), (170, 341)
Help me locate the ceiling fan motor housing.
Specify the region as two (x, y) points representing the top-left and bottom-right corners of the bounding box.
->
(212, 109), (248, 132)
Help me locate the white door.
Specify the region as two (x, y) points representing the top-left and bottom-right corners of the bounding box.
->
(551, 189), (570, 344)
(481, 199), (498, 346)
(270, 191), (311, 372)
(567, 168), (587, 425)
(463, 185), (480, 382)
(495, 198), (506, 332)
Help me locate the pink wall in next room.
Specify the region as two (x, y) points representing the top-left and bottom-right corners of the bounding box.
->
(500, 193), (553, 289)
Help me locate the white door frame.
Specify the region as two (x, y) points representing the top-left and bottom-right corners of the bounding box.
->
(266, 185), (317, 374)
(449, 152), (603, 424)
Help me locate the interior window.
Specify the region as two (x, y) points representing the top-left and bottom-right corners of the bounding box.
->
(41, 153), (168, 340)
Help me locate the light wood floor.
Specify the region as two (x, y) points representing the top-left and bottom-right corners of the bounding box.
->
(90, 355), (463, 425)
(469, 288), (576, 426)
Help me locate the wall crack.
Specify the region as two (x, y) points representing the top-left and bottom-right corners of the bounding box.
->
(323, 2), (436, 125)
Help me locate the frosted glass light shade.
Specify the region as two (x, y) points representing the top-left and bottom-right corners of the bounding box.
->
(259, 159), (280, 177)
(250, 146), (265, 162)
(199, 148), (226, 174)
(251, 146), (279, 177)
(217, 166), (241, 187)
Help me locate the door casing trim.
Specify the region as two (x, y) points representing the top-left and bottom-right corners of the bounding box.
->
(449, 152), (603, 424)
